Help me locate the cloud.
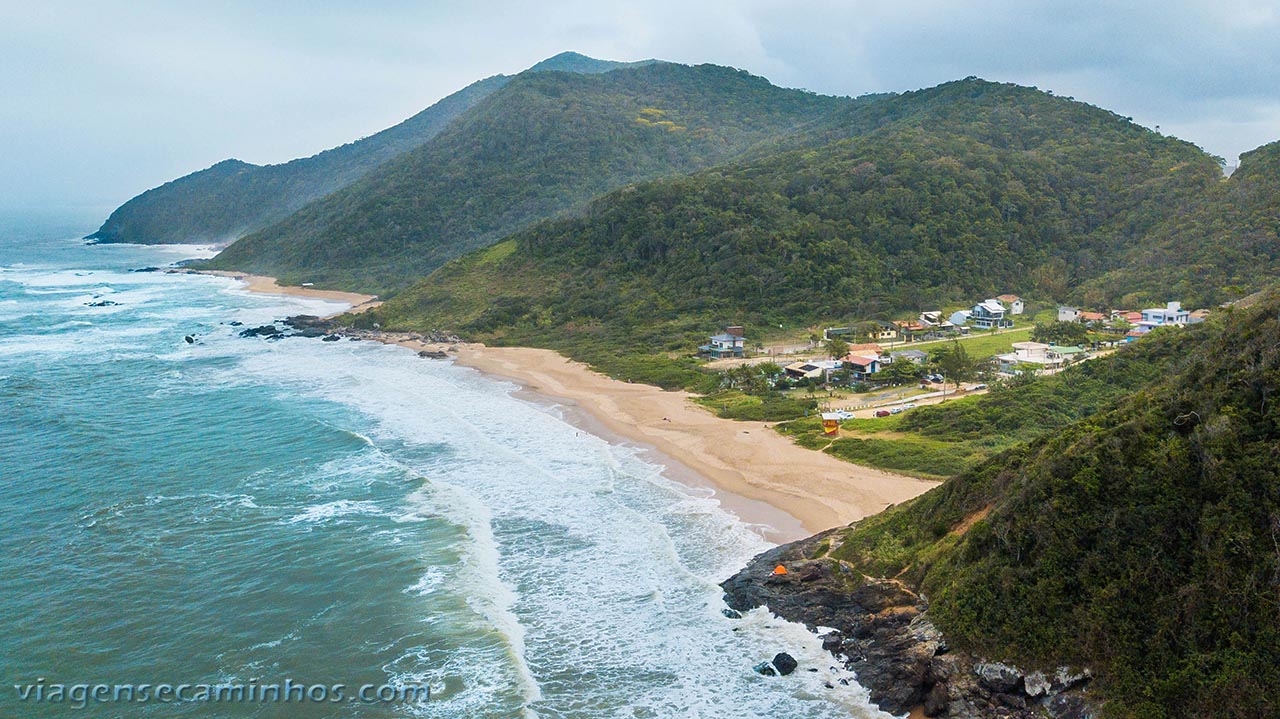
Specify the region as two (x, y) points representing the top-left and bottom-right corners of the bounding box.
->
(2, 0), (1277, 209)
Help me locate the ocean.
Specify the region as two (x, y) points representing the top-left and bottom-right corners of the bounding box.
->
(0, 213), (887, 718)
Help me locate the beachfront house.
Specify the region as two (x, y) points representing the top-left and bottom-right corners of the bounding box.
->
(784, 361), (825, 380)
(997, 342), (1089, 373)
(969, 299), (1013, 329)
(997, 294), (1025, 315)
(845, 355), (881, 380)
(699, 326), (746, 358)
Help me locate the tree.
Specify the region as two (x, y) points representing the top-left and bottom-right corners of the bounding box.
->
(933, 341), (978, 394)
(882, 358), (923, 386)
(1032, 321), (1089, 346)
(824, 336), (850, 361)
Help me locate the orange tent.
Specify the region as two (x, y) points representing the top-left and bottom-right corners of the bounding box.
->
(772, 564), (788, 575)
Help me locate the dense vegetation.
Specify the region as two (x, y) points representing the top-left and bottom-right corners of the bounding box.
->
(206, 62), (844, 293)
(822, 298), (1280, 718)
(87, 52), (645, 246)
(1077, 141), (1280, 309)
(778, 325), (1197, 478)
(365, 79), (1219, 367)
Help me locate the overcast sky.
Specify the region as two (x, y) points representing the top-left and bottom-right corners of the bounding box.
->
(3, 0), (1278, 212)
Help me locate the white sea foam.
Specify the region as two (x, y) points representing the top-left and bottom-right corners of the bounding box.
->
(284, 499), (386, 525)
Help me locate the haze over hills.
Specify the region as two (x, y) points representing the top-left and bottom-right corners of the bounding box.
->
(363, 79), (1224, 368)
(203, 61), (845, 293)
(85, 52), (646, 246)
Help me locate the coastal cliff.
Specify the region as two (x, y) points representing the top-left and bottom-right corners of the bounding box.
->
(722, 531), (1096, 718)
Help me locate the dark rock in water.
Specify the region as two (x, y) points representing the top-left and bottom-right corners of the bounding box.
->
(721, 608), (742, 619)
(752, 661), (776, 677)
(348, 336), (360, 341)
(321, 334), (341, 342)
(130, 266), (161, 273)
(283, 314), (333, 331)
(184, 335), (195, 344)
(773, 652), (798, 676)
(294, 328), (327, 338)
(229, 321), (243, 327)
(85, 300), (120, 307)
(418, 350), (449, 359)
(239, 324), (282, 338)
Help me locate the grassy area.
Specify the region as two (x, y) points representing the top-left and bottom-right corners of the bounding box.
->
(694, 390), (817, 421)
(776, 409), (1001, 480)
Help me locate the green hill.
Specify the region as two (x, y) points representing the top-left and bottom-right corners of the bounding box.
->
(86, 52), (644, 246)
(362, 79), (1220, 376)
(203, 62), (845, 293)
(812, 294), (1280, 718)
(1077, 140), (1280, 309)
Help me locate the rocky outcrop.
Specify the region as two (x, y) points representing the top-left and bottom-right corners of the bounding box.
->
(721, 531), (1097, 718)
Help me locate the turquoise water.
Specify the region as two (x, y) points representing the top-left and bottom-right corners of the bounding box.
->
(0, 215), (886, 718)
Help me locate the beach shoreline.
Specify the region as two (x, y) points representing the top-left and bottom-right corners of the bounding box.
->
(220, 271), (938, 541)
(389, 338), (938, 538)
(185, 269), (383, 316)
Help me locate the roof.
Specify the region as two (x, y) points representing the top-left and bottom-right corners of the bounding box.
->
(846, 343), (883, 355)
(1050, 345), (1087, 354)
(708, 333), (742, 342)
(1012, 341), (1050, 350)
(975, 299), (1005, 313)
(997, 294), (1021, 302)
(1079, 311), (1106, 321)
(820, 412), (843, 421)
(846, 355), (878, 367)
(892, 349), (929, 359)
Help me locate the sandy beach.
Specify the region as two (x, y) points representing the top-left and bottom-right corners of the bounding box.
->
(191, 270), (383, 316)
(397, 340), (938, 536)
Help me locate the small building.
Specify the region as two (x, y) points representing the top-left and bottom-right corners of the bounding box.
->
(997, 294), (1025, 315)
(784, 361), (825, 380)
(1137, 302), (1190, 334)
(890, 349), (929, 364)
(1050, 345), (1088, 363)
(1058, 306), (1080, 323)
(949, 310), (972, 326)
(845, 355), (881, 380)
(845, 343), (884, 358)
(919, 311), (943, 327)
(872, 321), (900, 342)
(820, 412), (842, 436)
(1078, 311), (1107, 324)
(969, 299), (1013, 329)
(699, 326), (746, 358)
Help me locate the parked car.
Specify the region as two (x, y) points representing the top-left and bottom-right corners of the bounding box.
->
(889, 407), (905, 415)
(902, 403), (917, 409)
(874, 409), (891, 417)
(972, 383), (988, 390)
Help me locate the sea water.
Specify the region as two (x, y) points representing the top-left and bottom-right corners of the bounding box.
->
(0, 214), (891, 718)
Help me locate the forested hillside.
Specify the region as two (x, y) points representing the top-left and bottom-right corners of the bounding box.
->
(818, 294), (1280, 718)
(365, 79), (1220, 363)
(1077, 140), (1280, 308)
(204, 62), (845, 293)
(86, 52), (644, 246)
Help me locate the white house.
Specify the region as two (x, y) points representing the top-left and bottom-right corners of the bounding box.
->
(997, 294), (1025, 315)
(969, 299), (1013, 329)
(699, 326), (746, 358)
(1139, 302), (1190, 332)
(1058, 306), (1080, 323)
(949, 310), (972, 326)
